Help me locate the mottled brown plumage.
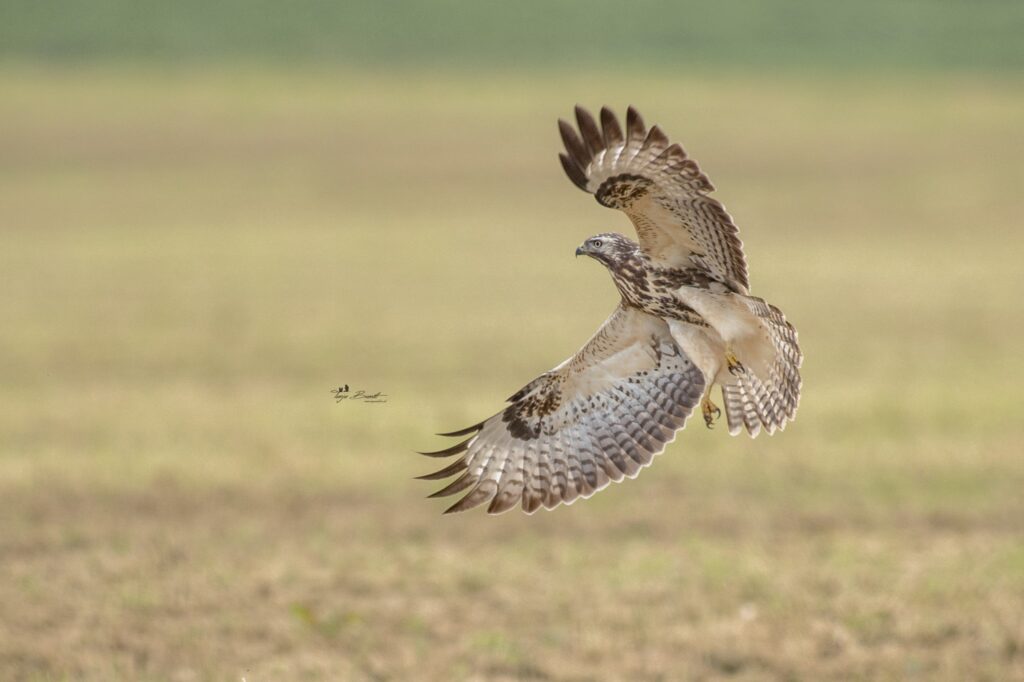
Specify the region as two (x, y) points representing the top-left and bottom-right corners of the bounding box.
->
(419, 106), (802, 515)
(560, 106), (745, 292)
(559, 107), (801, 439)
(421, 305), (704, 514)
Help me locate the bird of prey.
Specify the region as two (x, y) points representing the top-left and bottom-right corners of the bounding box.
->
(419, 106), (802, 515)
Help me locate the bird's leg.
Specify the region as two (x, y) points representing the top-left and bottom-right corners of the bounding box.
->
(725, 346), (745, 376)
(701, 390), (722, 429)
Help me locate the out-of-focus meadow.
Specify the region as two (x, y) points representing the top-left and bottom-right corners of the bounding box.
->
(2, 3), (1024, 681)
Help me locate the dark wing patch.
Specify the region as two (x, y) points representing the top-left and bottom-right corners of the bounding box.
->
(595, 173), (654, 209)
(418, 306), (705, 515)
(558, 105), (750, 292)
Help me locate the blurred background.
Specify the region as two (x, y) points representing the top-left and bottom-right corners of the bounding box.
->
(1, 2), (1023, 680)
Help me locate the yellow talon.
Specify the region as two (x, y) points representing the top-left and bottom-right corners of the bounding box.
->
(702, 397), (721, 428)
(726, 347), (745, 375)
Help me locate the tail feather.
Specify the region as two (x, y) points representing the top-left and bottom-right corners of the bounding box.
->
(721, 296), (803, 437)
(722, 384), (746, 437)
(733, 376), (763, 438)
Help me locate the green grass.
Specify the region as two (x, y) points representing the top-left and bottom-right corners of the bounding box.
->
(1, 66), (1023, 680)
(3, 1), (1024, 71)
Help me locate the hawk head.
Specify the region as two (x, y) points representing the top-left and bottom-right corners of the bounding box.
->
(575, 232), (638, 267)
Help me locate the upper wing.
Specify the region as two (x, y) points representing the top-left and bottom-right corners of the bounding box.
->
(559, 105), (750, 293)
(418, 305), (705, 515)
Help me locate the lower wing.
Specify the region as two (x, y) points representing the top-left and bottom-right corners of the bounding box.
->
(418, 305), (705, 514)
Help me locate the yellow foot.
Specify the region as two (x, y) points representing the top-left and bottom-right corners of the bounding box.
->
(726, 347), (745, 376)
(702, 397), (722, 429)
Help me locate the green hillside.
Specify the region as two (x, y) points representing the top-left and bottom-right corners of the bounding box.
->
(3, 0), (1023, 71)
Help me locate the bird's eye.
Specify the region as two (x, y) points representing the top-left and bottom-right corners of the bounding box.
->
(591, 239), (603, 248)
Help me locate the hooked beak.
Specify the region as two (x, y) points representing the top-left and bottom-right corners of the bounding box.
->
(575, 246), (585, 258)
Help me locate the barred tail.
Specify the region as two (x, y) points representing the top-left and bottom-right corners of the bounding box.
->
(722, 296), (803, 437)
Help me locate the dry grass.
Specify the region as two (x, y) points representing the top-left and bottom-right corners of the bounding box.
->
(1, 67), (1023, 680)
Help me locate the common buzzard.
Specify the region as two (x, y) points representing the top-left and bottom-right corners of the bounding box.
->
(420, 106), (802, 515)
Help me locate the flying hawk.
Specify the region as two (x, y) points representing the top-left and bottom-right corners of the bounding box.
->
(420, 106), (802, 515)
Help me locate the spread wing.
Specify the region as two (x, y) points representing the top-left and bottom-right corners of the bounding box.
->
(559, 105), (750, 293)
(418, 305), (705, 515)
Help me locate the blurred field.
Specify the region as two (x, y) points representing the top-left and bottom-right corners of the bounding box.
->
(1, 66), (1023, 680)
(5, 0), (1024, 72)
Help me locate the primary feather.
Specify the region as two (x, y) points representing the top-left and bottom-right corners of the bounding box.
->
(419, 106), (802, 515)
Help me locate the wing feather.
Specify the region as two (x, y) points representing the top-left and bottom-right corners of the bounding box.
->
(558, 119), (590, 170)
(600, 106), (624, 148)
(414, 458), (468, 481)
(625, 106), (646, 142)
(575, 105), (605, 159)
(559, 153), (588, 191)
(419, 305), (705, 514)
(559, 105), (749, 292)
(428, 471), (475, 499)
